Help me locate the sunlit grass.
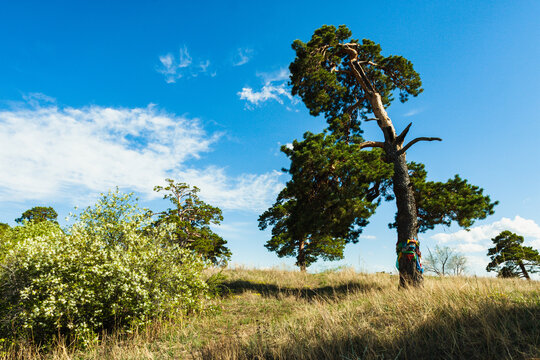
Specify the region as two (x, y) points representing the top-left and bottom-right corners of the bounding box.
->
(3, 267), (539, 359)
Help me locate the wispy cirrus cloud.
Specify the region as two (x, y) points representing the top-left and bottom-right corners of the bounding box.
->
(156, 46), (212, 83)
(233, 48), (254, 66)
(238, 68), (294, 107)
(403, 108), (424, 117)
(0, 97), (282, 211)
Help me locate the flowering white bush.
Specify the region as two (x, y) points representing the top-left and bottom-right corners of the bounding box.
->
(0, 191), (210, 345)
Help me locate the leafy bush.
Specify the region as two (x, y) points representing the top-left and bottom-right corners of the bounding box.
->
(0, 190), (210, 346)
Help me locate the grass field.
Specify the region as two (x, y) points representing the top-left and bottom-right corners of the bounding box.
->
(5, 267), (540, 360)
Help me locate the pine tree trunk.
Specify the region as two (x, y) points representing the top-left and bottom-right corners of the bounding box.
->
(367, 92), (423, 288)
(392, 152), (422, 287)
(349, 59), (425, 287)
(518, 261), (531, 280)
(298, 239), (307, 272)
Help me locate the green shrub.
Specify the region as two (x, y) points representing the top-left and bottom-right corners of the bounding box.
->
(0, 190), (210, 346)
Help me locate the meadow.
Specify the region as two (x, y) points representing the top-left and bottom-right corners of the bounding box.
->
(5, 267), (539, 360)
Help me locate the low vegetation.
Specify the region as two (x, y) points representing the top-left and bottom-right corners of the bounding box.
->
(3, 267), (538, 359)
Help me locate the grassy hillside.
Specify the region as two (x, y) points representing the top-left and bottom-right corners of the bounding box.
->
(5, 267), (539, 359)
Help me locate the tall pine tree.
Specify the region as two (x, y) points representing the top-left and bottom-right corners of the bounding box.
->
(261, 25), (497, 286)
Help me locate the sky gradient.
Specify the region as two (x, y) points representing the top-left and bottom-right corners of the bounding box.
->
(1, 0), (539, 276)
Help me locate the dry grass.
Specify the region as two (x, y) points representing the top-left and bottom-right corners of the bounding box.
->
(3, 267), (539, 359)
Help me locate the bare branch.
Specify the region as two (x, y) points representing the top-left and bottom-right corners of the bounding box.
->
(395, 122), (412, 145)
(350, 61), (377, 95)
(359, 141), (385, 150)
(358, 60), (380, 67)
(398, 137), (442, 155)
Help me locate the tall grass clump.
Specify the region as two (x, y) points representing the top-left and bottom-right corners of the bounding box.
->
(0, 190), (210, 348)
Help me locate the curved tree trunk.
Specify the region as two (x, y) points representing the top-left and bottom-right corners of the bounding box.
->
(367, 94), (423, 287)
(347, 58), (425, 287)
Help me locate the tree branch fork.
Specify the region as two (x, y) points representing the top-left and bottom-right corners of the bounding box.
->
(319, 43), (443, 155)
(358, 121), (442, 154)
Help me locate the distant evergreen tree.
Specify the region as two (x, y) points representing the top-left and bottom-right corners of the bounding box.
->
(486, 231), (540, 279)
(15, 206), (58, 224)
(153, 179), (231, 265)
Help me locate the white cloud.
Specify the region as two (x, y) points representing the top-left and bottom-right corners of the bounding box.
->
(233, 48), (253, 66)
(238, 84), (292, 106)
(431, 216), (540, 249)
(0, 100), (282, 211)
(463, 255), (492, 276)
(238, 67), (294, 107)
(430, 216), (540, 276)
(455, 243), (486, 253)
(156, 46), (211, 83)
(177, 168), (283, 212)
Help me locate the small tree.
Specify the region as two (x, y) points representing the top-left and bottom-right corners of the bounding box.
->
(423, 245), (467, 276)
(486, 231), (540, 280)
(153, 179), (231, 265)
(15, 206), (58, 224)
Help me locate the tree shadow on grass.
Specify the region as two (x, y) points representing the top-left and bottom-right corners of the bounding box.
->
(206, 300), (539, 360)
(219, 279), (383, 301)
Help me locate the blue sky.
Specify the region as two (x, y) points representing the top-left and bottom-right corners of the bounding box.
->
(1, 0), (539, 276)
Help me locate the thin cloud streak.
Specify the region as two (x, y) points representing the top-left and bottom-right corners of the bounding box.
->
(233, 48), (253, 66)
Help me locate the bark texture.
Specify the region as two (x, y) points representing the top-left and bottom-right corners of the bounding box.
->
(298, 239), (307, 272)
(347, 54), (424, 287)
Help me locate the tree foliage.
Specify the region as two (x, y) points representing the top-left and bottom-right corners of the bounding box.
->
(486, 231), (540, 279)
(15, 206), (58, 224)
(402, 162), (497, 232)
(259, 132), (392, 270)
(290, 25), (422, 130)
(153, 179), (230, 265)
(0, 223), (9, 237)
(423, 245), (467, 276)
